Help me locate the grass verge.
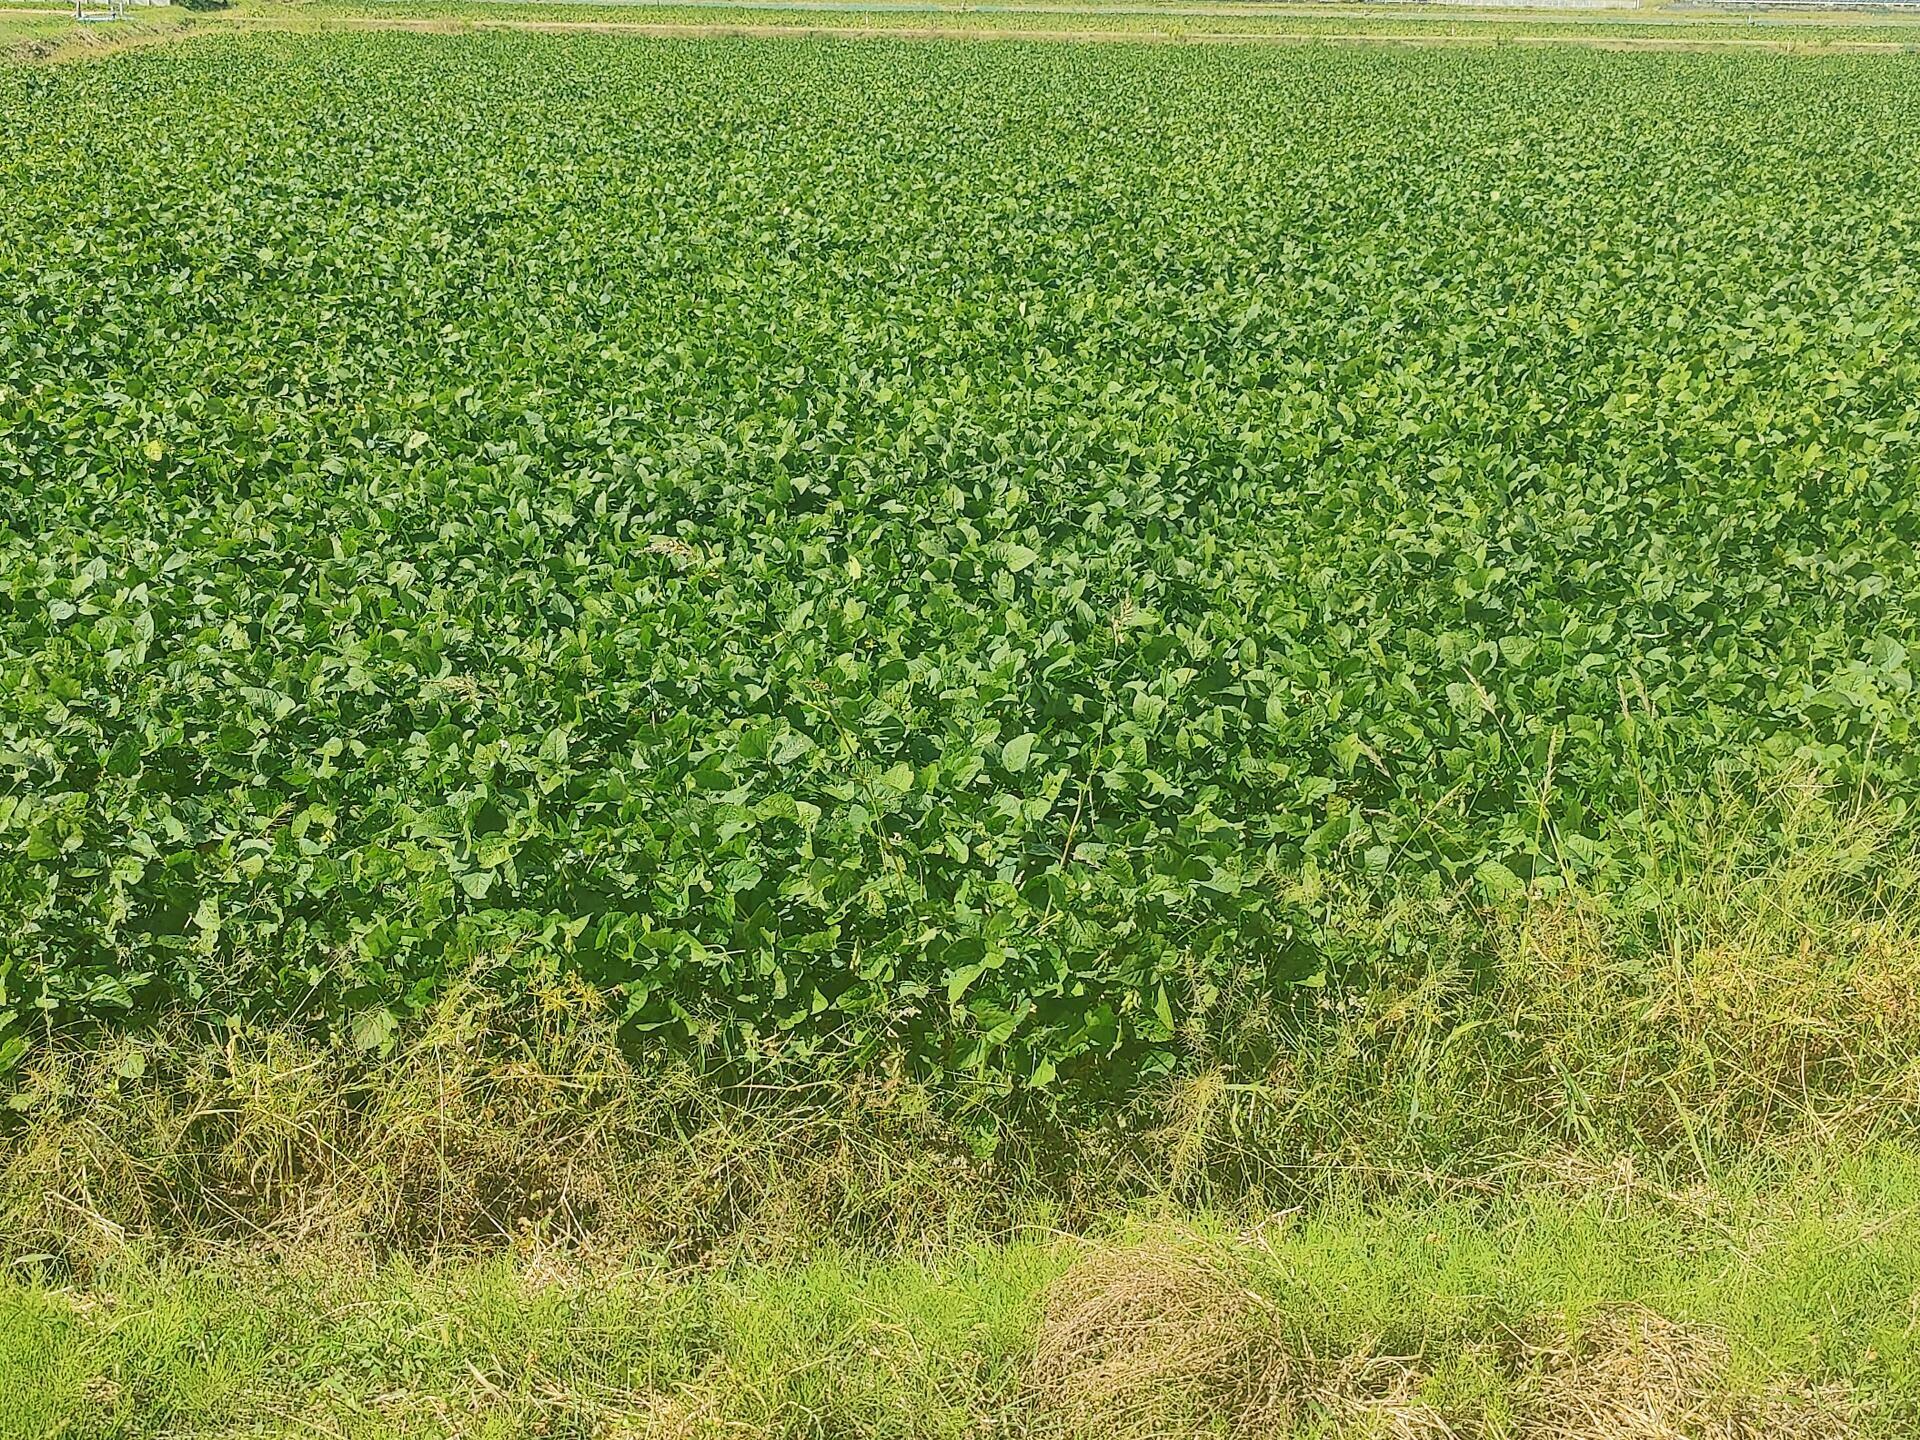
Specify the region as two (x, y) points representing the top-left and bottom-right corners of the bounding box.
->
(0, 6), (201, 62)
(4, 1146), (1916, 1437)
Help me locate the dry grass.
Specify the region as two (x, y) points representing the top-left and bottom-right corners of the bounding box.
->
(1027, 1236), (1464, 1440)
(1523, 1306), (1859, 1440)
(1504, 776), (1920, 1157)
(1029, 1236), (1299, 1438)
(1028, 1238), (1865, 1440)
(1027, 1236), (1476, 1440)
(7, 777), (1918, 1288)
(1, 975), (1004, 1274)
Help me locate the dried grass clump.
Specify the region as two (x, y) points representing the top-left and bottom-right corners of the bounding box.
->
(1028, 1236), (1300, 1439)
(1522, 1306), (1857, 1440)
(1312, 1349), (1465, 1439)
(1028, 1235), (1467, 1439)
(1029, 1244), (1861, 1440)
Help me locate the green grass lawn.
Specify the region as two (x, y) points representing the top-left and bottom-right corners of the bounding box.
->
(0, 10), (81, 52)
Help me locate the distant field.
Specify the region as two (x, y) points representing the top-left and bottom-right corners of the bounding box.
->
(13, 0), (1920, 60)
(291, 0), (1920, 43)
(0, 2), (196, 60)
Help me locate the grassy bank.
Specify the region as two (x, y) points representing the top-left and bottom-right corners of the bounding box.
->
(6, 1146), (1917, 1437)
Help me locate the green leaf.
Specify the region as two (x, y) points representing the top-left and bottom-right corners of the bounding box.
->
(1475, 860), (1526, 902)
(1001, 733), (1037, 773)
(947, 963), (987, 1006)
(350, 1007), (398, 1056)
(770, 730), (816, 767)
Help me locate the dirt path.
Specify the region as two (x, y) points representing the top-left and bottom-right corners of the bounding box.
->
(8, 5), (1920, 57)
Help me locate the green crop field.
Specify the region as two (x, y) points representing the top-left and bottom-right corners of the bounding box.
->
(7, 18), (1920, 1439)
(7, 32), (1920, 1089)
